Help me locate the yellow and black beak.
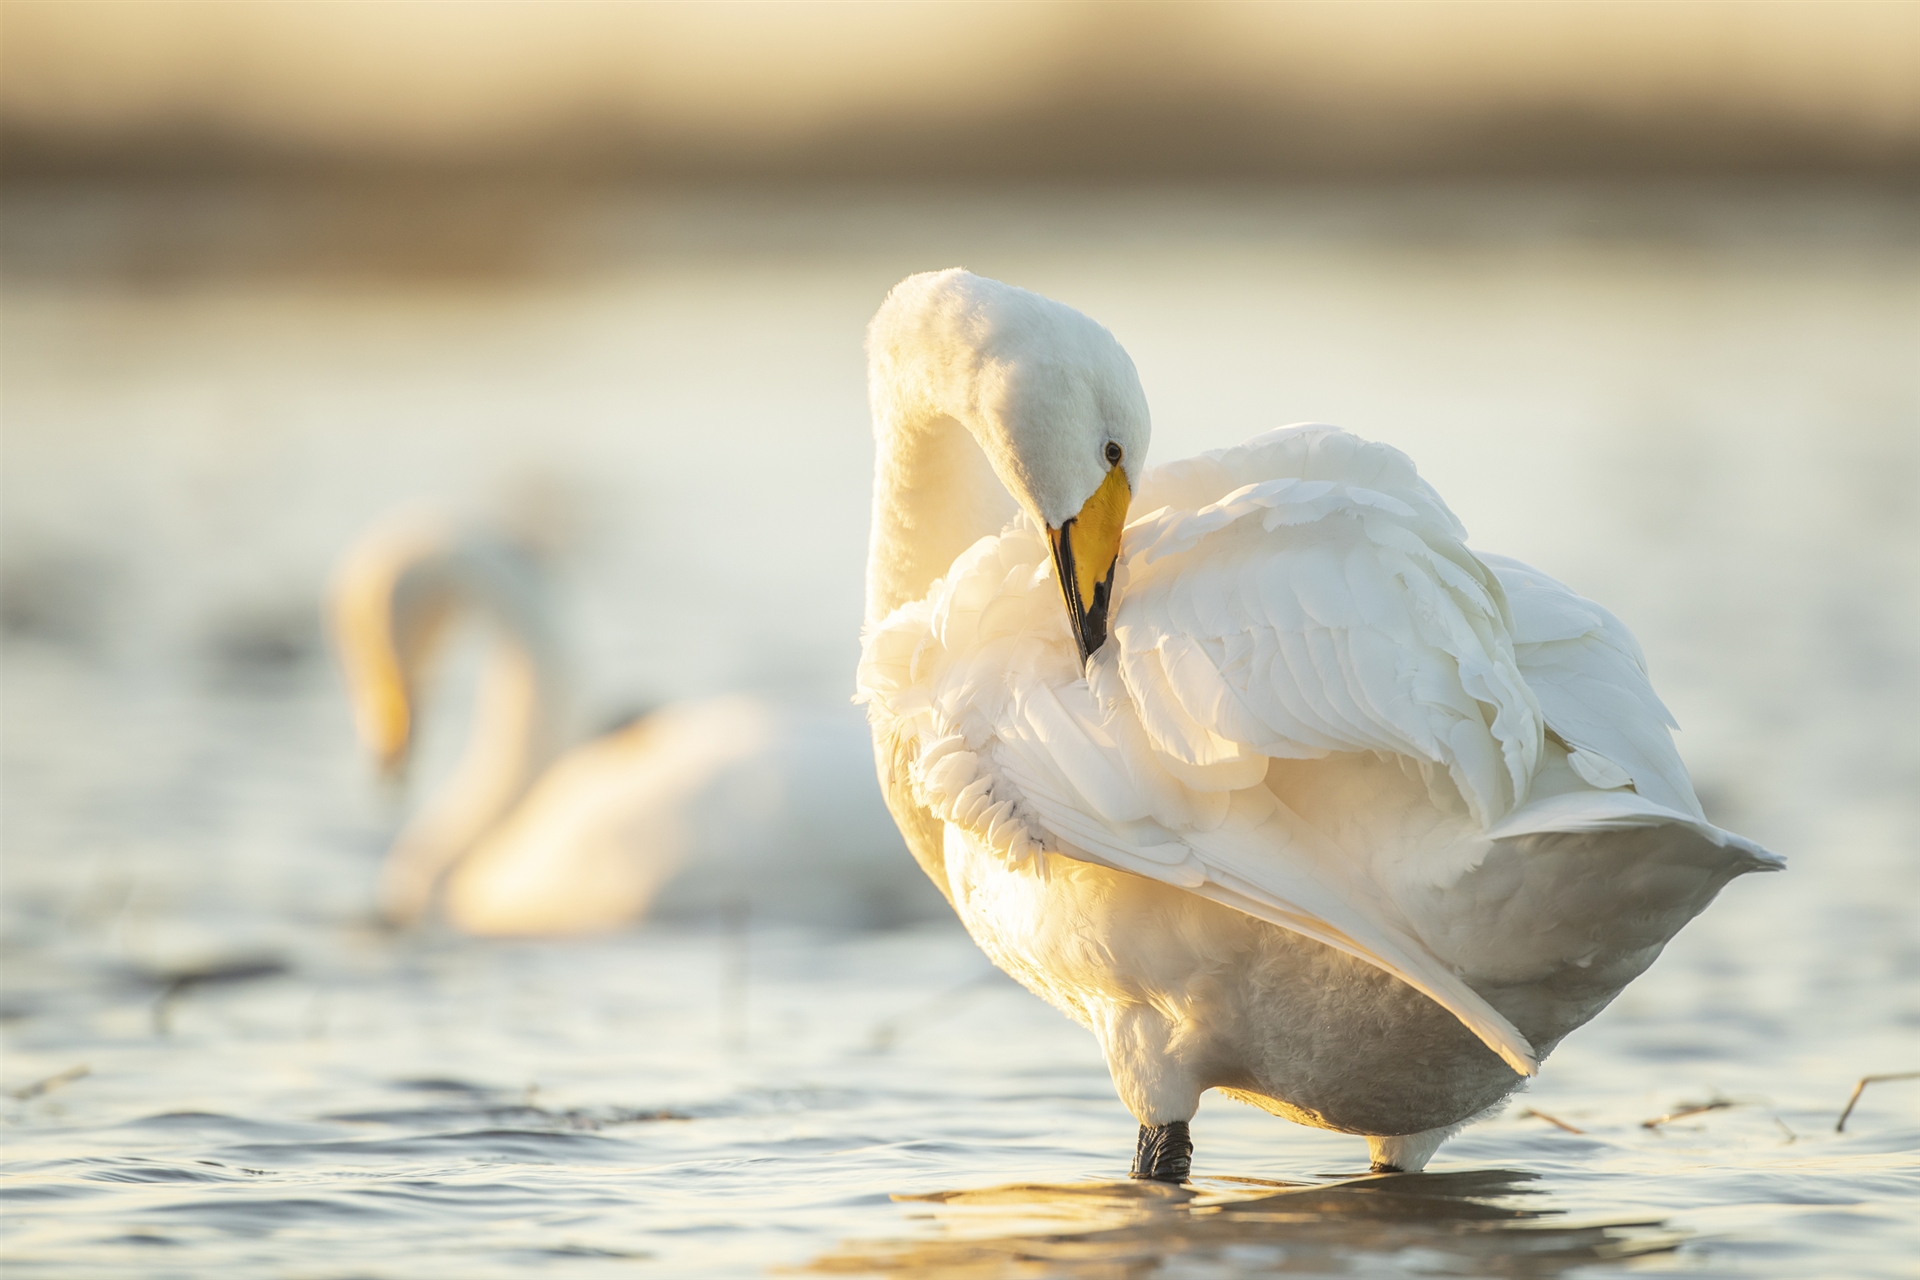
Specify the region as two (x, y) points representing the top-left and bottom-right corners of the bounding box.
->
(1048, 464), (1131, 664)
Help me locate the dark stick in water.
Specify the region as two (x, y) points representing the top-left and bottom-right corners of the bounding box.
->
(1835, 1072), (1920, 1133)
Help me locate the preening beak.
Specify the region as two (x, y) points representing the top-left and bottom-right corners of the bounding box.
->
(1048, 464), (1131, 664)
(354, 675), (413, 787)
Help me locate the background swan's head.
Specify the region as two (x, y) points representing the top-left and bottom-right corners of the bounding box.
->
(329, 511), (553, 779)
(330, 514), (452, 777)
(870, 269), (1150, 660)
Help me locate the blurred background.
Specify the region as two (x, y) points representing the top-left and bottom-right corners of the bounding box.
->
(3, 3), (1917, 1275)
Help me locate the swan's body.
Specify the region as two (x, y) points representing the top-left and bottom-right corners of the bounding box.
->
(441, 694), (926, 934)
(331, 512), (934, 935)
(856, 270), (1779, 1175)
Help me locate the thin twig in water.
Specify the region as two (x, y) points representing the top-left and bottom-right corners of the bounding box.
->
(1835, 1072), (1920, 1133)
(1774, 1117), (1796, 1144)
(1517, 1108), (1585, 1135)
(8, 1065), (89, 1101)
(1642, 1100), (1733, 1129)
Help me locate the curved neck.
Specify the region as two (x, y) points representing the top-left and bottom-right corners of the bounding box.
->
(865, 402), (1017, 628)
(378, 550), (569, 923)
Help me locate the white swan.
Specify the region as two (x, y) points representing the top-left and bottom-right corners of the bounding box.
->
(856, 270), (1781, 1178)
(331, 510), (934, 935)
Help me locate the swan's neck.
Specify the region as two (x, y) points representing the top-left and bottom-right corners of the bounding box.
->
(445, 629), (567, 825)
(379, 570), (568, 923)
(866, 405), (1017, 627)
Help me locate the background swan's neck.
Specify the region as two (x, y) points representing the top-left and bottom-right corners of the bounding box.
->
(866, 405), (1016, 627)
(377, 546), (570, 923)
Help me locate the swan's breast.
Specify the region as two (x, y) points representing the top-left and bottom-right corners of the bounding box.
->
(939, 822), (1532, 1135)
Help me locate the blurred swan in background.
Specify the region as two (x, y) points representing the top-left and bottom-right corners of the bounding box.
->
(858, 270), (1780, 1177)
(331, 509), (934, 935)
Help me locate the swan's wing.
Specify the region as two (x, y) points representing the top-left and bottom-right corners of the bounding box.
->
(445, 729), (689, 935)
(857, 425), (1753, 1077)
(1117, 425), (1544, 829)
(446, 699), (780, 935)
(985, 671), (1541, 1076)
(857, 431), (1543, 1074)
(1479, 552), (1704, 819)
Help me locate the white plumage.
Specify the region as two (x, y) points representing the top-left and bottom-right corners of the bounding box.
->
(858, 269), (1779, 1175)
(331, 510), (936, 935)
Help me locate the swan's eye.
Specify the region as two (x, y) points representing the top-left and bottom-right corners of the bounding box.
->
(1105, 441), (1123, 466)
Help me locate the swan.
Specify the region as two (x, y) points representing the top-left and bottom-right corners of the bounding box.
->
(856, 270), (1781, 1179)
(331, 510), (934, 935)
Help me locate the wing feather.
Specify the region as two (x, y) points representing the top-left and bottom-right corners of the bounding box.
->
(997, 716), (1538, 1075)
(1121, 435), (1542, 826)
(1481, 552), (1702, 818)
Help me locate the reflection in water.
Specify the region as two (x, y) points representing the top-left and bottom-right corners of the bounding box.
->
(811, 1171), (1677, 1276)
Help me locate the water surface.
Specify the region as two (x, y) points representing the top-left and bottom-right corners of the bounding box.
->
(3, 183), (1917, 1276)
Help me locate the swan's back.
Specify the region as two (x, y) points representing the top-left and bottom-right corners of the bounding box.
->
(444, 698), (941, 935)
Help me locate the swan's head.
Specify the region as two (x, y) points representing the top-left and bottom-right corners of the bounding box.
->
(330, 512), (558, 782)
(329, 515), (462, 779)
(874, 269), (1150, 661)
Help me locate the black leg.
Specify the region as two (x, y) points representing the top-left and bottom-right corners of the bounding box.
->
(1130, 1121), (1193, 1183)
(1369, 1161), (1403, 1174)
